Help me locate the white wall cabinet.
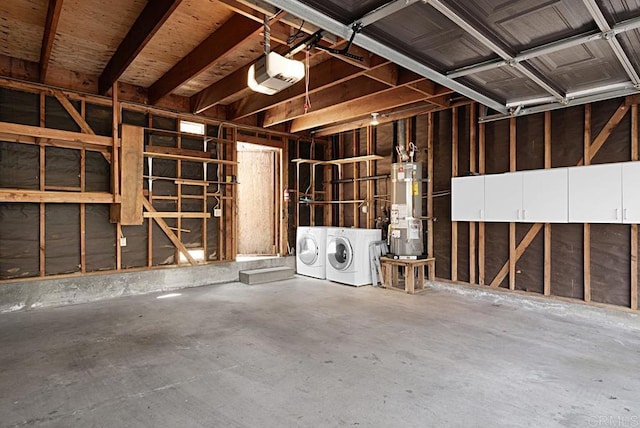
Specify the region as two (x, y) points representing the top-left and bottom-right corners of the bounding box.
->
(521, 168), (568, 223)
(568, 163), (622, 223)
(451, 176), (485, 221)
(484, 172), (523, 222)
(450, 162), (640, 224)
(622, 161), (640, 223)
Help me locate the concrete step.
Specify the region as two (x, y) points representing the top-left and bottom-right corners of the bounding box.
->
(239, 266), (295, 285)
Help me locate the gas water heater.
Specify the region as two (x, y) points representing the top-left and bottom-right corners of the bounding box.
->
(389, 161), (424, 257)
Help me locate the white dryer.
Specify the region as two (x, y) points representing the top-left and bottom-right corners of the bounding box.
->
(296, 226), (328, 279)
(326, 227), (382, 286)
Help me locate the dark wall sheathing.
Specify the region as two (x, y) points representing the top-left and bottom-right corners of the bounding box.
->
(342, 132), (355, 227)
(433, 110), (452, 279)
(0, 88), (39, 126)
(0, 90), (225, 279)
(45, 147), (80, 188)
(45, 204), (80, 275)
(514, 113), (544, 292)
(45, 96), (80, 132)
(85, 104), (113, 137)
(85, 152), (110, 192)
(0, 203), (39, 279)
(85, 204), (116, 272)
(456, 106), (471, 282)
(122, 221), (149, 269)
(482, 119), (510, 288)
(588, 99), (631, 307)
(550, 106), (585, 300)
(0, 142), (39, 189)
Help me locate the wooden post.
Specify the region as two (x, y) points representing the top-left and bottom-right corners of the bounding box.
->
(324, 140), (333, 226)
(427, 113), (434, 260)
(584, 104), (591, 302)
(451, 107), (458, 282)
(177, 131), (183, 263)
(366, 126), (375, 228)
(338, 134), (344, 226)
(353, 130), (359, 228)
(469, 103), (477, 284)
(544, 111), (552, 296)
(39, 92), (46, 276)
(632, 104), (638, 310)
(80, 101), (86, 273)
(509, 117), (516, 290)
(147, 114), (153, 267)
(478, 120), (485, 285)
(112, 81), (122, 270)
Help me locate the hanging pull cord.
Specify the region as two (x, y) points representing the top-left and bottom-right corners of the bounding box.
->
(304, 49), (311, 114)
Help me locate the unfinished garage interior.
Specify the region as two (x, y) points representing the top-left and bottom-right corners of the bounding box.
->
(1, 0), (640, 426)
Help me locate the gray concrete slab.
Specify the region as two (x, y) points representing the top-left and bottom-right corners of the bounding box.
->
(1, 277), (639, 427)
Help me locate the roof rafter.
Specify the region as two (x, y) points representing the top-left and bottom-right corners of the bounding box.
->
(39, 0), (64, 83)
(98, 0), (183, 95)
(289, 86), (439, 132)
(148, 13), (263, 104)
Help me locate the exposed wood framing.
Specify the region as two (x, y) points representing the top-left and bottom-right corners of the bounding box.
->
(39, 93), (46, 276)
(39, 0), (64, 83)
(99, 0), (183, 95)
(584, 104), (592, 302)
(427, 112), (434, 259)
(149, 14), (262, 104)
(142, 198), (197, 265)
(478, 120), (485, 285)
(0, 190), (114, 203)
(632, 104), (638, 311)
(0, 121), (112, 147)
(80, 100), (86, 273)
(52, 90), (96, 135)
(509, 117), (516, 290)
(451, 108), (458, 282)
(353, 130), (360, 228)
(366, 126), (375, 228)
(489, 100), (630, 292)
(290, 86), (439, 133)
(469, 103), (477, 284)
(544, 110), (552, 296)
(577, 101), (628, 165)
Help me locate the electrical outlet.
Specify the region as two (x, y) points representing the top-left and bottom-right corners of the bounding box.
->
(214, 208), (222, 217)
(120, 237), (127, 247)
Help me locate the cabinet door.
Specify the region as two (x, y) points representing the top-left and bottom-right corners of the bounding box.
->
(484, 172), (523, 222)
(623, 161), (640, 223)
(451, 176), (485, 221)
(521, 168), (568, 223)
(568, 164), (622, 223)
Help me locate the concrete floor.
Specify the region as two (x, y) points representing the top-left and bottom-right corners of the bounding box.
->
(1, 278), (639, 428)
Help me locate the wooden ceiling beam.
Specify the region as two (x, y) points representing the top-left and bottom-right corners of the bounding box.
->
(289, 86), (434, 133)
(39, 0), (64, 83)
(227, 57), (364, 120)
(262, 76), (390, 127)
(98, 0), (183, 95)
(148, 13), (263, 104)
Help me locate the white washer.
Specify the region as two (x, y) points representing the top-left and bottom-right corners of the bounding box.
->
(326, 227), (382, 286)
(296, 226), (328, 279)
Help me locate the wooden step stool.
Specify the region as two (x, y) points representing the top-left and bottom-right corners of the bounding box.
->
(380, 257), (435, 294)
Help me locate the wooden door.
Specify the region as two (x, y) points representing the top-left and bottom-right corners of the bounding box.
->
(237, 144), (277, 255)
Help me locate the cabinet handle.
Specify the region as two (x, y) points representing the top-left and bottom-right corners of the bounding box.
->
(479, 209), (484, 219)
(624, 208), (628, 220)
(615, 208), (620, 220)
(516, 209), (521, 220)
(522, 209), (526, 219)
